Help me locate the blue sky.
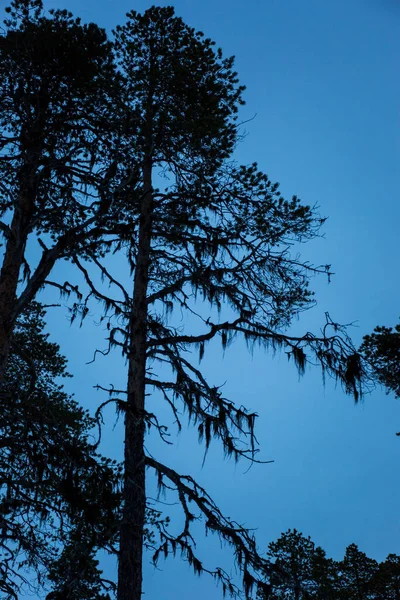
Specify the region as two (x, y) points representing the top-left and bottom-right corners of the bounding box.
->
(5, 0), (400, 597)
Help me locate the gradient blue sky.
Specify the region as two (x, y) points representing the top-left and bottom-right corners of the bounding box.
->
(6, 0), (400, 597)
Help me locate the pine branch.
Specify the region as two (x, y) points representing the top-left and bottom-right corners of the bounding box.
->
(146, 456), (270, 598)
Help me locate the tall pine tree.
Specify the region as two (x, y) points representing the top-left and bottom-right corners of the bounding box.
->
(0, 2), (368, 598)
(66, 7), (365, 599)
(0, 0), (120, 380)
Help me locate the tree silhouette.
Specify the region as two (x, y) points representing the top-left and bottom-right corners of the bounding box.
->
(0, 0), (119, 380)
(0, 302), (122, 598)
(360, 324), (400, 399)
(258, 531), (399, 600)
(372, 554), (400, 599)
(257, 529), (338, 599)
(337, 543), (378, 600)
(68, 7), (366, 599)
(0, 2), (369, 599)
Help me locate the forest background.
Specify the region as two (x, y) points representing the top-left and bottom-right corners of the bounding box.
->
(2, 0), (399, 598)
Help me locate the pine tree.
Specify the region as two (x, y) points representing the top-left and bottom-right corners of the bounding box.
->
(67, 7), (365, 599)
(0, 302), (121, 598)
(360, 324), (400, 400)
(258, 529), (338, 599)
(0, 0), (119, 380)
(372, 554), (400, 600)
(0, 2), (368, 598)
(337, 544), (378, 600)
(258, 533), (400, 600)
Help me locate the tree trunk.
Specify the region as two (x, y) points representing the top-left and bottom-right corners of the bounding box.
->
(0, 120), (44, 382)
(117, 158), (153, 600)
(0, 194), (34, 382)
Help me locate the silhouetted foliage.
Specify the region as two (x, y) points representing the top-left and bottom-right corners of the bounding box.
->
(0, 0), (119, 380)
(0, 2), (370, 599)
(0, 302), (122, 598)
(258, 531), (398, 600)
(360, 324), (400, 399)
(73, 6), (365, 600)
(337, 543), (378, 600)
(372, 553), (400, 599)
(258, 529), (338, 599)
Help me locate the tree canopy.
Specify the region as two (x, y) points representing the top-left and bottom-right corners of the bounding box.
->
(258, 530), (398, 600)
(0, 1), (371, 599)
(0, 0), (119, 379)
(360, 324), (400, 399)
(0, 301), (122, 598)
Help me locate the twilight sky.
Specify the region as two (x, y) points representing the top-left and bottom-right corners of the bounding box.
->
(7, 0), (400, 597)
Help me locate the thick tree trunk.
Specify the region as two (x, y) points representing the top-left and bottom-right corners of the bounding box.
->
(0, 196), (34, 382)
(118, 159), (153, 600)
(0, 120), (44, 382)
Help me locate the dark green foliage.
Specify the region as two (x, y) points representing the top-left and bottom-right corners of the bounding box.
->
(0, 0), (120, 379)
(360, 324), (400, 399)
(113, 5), (244, 172)
(372, 554), (400, 599)
(337, 543), (378, 600)
(46, 542), (113, 600)
(261, 529), (337, 599)
(258, 531), (398, 600)
(0, 0), (116, 237)
(0, 302), (121, 598)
